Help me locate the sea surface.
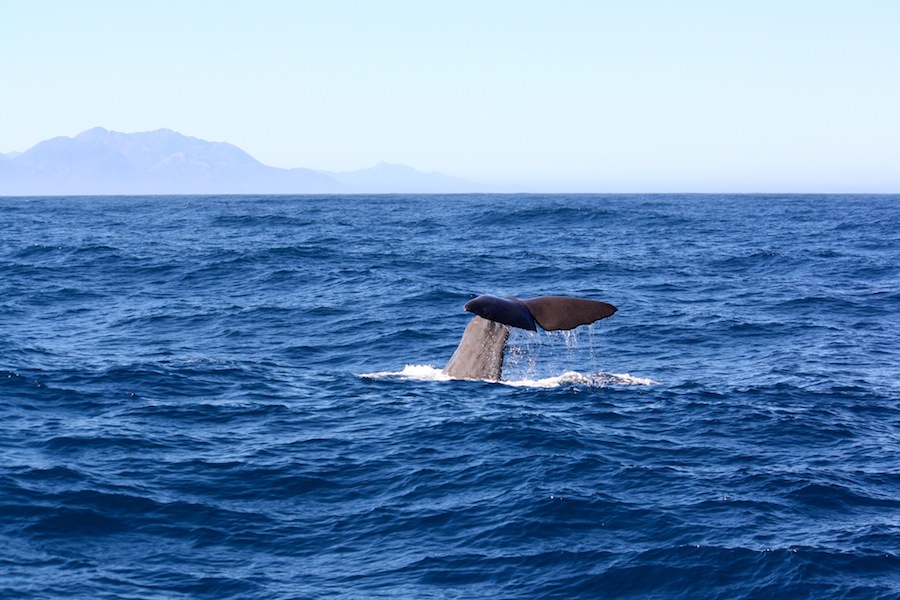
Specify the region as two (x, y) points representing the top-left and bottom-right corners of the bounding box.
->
(0, 193), (898, 599)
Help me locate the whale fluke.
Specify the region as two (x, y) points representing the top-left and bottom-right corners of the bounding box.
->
(521, 296), (617, 331)
(463, 295), (537, 330)
(445, 294), (617, 381)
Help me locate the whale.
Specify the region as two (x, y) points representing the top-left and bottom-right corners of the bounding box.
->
(443, 295), (617, 381)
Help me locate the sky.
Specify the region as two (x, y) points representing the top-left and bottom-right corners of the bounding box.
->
(2, 0), (899, 192)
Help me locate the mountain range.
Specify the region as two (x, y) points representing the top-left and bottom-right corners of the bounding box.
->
(0, 128), (481, 195)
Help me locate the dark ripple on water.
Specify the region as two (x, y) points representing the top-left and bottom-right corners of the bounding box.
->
(1, 194), (899, 599)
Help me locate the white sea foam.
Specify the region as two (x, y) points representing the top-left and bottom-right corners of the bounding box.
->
(502, 371), (659, 388)
(360, 364), (451, 381)
(361, 365), (658, 388)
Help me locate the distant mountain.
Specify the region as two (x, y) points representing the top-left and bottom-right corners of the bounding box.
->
(0, 128), (480, 195)
(329, 162), (476, 193)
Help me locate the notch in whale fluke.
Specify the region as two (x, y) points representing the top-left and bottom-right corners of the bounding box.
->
(464, 294), (617, 331)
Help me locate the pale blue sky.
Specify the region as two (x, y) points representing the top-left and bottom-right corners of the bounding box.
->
(2, 0), (898, 191)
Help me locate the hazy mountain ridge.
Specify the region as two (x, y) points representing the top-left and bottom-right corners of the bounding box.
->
(327, 161), (475, 193)
(0, 128), (479, 195)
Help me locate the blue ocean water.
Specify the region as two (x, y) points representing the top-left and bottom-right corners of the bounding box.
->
(0, 194), (898, 599)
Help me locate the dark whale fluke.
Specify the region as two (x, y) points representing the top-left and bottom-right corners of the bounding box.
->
(445, 294), (617, 381)
(463, 295), (537, 330)
(520, 296), (617, 331)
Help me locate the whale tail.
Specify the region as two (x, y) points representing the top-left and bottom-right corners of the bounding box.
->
(444, 294), (617, 381)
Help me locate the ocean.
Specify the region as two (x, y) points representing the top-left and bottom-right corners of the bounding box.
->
(1, 194), (898, 599)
